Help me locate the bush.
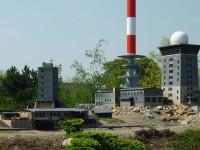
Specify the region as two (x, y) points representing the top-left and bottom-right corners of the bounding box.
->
(135, 128), (175, 143)
(66, 137), (100, 150)
(168, 129), (200, 150)
(70, 131), (145, 150)
(59, 118), (84, 135)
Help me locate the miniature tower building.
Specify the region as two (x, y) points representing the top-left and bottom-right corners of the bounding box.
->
(35, 62), (58, 108)
(159, 31), (200, 105)
(119, 0), (144, 88)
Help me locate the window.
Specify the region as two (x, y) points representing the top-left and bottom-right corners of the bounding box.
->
(158, 97), (162, 103)
(41, 69), (44, 72)
(164, 59), (166, 62)
(41, 76), (44, 79)
(169, 76), (173, 79)
(169, 58), (173, 61)
(164, 82), (166, 86)
(178, 60), (180, 64)
(177, 96), (179, 100)
(177, 90), (179, 94)
(169, 70), (173, 73)
(152, 97), (157, 103)
(169, 82), (173, 85)
(164, 65), (166, 68)
(177, 78), (179, 81)
(169, 64), (173, 67)
(164, 76), (166, 80)
(168, 93), (173, 97)
(177, 72), (180, 75)
(168, 87), (173, 91)
(177, 66), (179, 70)
(41, 82), (44, 85)
(145, 97), (150, 103)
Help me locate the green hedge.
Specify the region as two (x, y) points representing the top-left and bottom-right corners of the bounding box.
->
(168, 129), (200, 150)
(68, 131), (145, 150)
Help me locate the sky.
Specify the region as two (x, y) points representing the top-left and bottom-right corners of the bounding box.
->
(0, 0), (200, 80)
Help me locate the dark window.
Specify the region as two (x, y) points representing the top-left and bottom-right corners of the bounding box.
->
(169, 76), (173, 79)
(41, 75), (44, 79)
(177, 96), (179, 100)
(41, 82), (44, 85)
(158, 97), (162, 103)
(169, 64), (173, 67)
(177, 66), (179, 70)
(168, 93), (173, 97)
(164, 76), (166, 80)
(41, 69), (44, 72)
(164, 82), (166, 86)
(169, 58), (173, 61)
(178, 60), (179, 64)
(177, 90), (179, 94)
(145, 97), (150, 103)
(164, 65), (166, 68)
(152, 97), (157, 103)
(168, 87), (172, 91)
(177, 78), (179, 81)
(169, 82), (173, 85)
(177, 72), (179, 75)
(169, 70), (173, 73)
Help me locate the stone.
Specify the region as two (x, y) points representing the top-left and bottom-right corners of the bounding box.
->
(133, 108), (140, 113)
(180, 120), (190, 125)
(62, 138), (73, 147)
(145, 113), (154, 119)
(155, 106), (163, 110)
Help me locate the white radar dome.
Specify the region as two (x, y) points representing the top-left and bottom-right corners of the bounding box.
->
(170, 31), (189, 45)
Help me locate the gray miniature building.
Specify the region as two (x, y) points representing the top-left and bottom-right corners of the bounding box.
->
(159, 31), (200, 105)
(95, 88), (163, 108)
(35, 62), (58, 108)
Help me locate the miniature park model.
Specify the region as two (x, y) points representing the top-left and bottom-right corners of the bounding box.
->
(0, 0), (200, 130)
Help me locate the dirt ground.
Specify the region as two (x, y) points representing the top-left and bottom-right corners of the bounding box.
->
(0, 111), (199, 150)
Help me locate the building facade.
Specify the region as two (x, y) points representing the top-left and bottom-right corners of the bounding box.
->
(95, 88), (163, 108)
(35, 62), (58, 108)
(159, 44), (200, 105)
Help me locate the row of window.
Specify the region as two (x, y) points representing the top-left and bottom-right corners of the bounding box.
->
(120, 91), (143, 97)
(145, 97), (162, 103)
(34, 112), (79, 118)
(163, 57), (193, 62)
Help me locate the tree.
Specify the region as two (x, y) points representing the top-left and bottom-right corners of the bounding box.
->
(71, 39), (107, 103)
(137, 57), (161, 88)
(2, 65), (38, 108)
(103, 59), (126, 88)
(160, 36), (170, 47)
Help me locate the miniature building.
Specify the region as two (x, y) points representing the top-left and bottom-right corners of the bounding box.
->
(95, 88), (163, 108)
(35, 62), (58, 108)
(27, 108), (88, 130)
(159, 31), (200, 105)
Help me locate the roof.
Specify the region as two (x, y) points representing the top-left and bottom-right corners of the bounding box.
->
(26, 108), (87, 113)
(94, 109), (112, 114)
(0, 112), (19, 114)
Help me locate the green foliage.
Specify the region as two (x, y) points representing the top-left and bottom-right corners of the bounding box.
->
(137, 57), (161, 88)
(70, 131), (145, 150)
(160, 36), (170, 47)
(0, 66), (37, 110)
(103, 59), (126, 88)
(135, 128), (175, 143)
(168, 129), (200, 150)
(67, 137), (100, 150)
(59, 118), (84, 135)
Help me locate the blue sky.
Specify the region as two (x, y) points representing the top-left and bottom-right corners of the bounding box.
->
(0, 0), (200, 80)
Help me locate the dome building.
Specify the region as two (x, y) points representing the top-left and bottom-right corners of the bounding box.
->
(159, 31), (200, 105)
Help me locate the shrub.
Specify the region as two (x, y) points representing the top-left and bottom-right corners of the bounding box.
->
(66, 137), (100, 150)
(70, 131), (145, 150)
(168, 129), (200, 150)
(59, 118), (84, 135)
(135, 128), (175, 143)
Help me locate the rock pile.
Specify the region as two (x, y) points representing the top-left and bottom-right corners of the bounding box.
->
(111, 105), (199, 125)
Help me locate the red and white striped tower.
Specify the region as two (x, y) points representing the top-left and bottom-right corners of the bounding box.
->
(127, 0), (136, 55)
(118, 0), (144, 88)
